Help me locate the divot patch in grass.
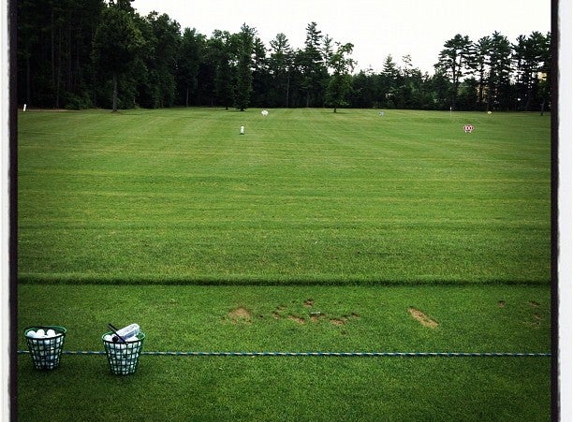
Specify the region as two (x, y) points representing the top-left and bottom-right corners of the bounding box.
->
(309, 312), (326, 322)
(408, 307), (439, 328)
(288, 315), (306, 324)
(228, 307), (252, 324)
(272, 305), (286, 319)
(526, 313), (543, 328)
(225, 300), (360, 327)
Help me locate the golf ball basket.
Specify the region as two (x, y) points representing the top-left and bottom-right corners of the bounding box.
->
(24, 326), (67, 370)
(102, 332), (145, 375)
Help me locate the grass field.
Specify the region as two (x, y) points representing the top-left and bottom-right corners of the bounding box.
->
(17, 108), (551, 284)
(16, 108), (552, 421)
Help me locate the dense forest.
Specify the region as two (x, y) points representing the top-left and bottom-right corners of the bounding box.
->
(17, 0), (552, 112)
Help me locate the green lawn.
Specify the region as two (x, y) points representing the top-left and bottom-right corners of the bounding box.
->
(17, 108), (551, 284)
(17, 284), (552, 422)
(16, 108), (553, 421)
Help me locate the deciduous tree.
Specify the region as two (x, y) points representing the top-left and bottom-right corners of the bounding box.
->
(177, 28), (203, 107)
(325, 42), (355, 112)
(92, 2), (144, 111)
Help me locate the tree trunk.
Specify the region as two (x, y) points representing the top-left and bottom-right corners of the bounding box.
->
(112, 72), (118, 112)
(26, 54), (31, 106)
(51, 10), (55, 95)
(55, 26), (62, 109)
(477, 75), (484, 108)
(285, 74), (290, 108)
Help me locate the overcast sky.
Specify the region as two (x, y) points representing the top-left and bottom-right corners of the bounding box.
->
(132, 0), (551, 73)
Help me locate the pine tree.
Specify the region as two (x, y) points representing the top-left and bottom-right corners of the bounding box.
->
(234, 24), (255, 111)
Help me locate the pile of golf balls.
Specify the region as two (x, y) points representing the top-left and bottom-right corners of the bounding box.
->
(26, 328), (58, 338)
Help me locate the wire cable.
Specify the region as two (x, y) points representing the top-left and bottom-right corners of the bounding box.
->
(17, 350), (551, 357)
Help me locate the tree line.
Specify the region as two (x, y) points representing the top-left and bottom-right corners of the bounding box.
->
(17, 0), (552, 112)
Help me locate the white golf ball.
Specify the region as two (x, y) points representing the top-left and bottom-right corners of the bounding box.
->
(46, 329), (56, 337)
(104, 334), (114, 342)
(36, 329), (46, 338)
(26, 330), (37, 338)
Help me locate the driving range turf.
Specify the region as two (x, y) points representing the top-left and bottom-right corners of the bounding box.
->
(17, 108), (552, 421)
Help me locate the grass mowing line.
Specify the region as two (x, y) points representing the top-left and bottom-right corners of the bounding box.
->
(17, 274), (551, 286)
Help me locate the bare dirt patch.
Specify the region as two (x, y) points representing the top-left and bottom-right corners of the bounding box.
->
(529, 301), (540, 308)
(228, 307), (252, 324)
(525, 313), (542, 327)
(225, 302), (360, 326)
(408, 307), (438, 328)
(309, 311), (326, 322)
(288, 315), (305, 324)
(272, 305), (286, 319)
(498, 301), (506, 308)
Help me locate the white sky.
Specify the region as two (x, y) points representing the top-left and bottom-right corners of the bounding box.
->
(132, 0), (551, 73)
